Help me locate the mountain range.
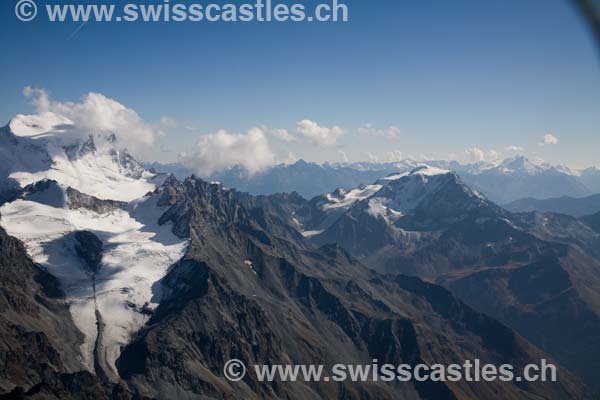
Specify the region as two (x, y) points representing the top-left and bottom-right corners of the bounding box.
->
(150, 156), (600, 204)
(275, 166), (600, 388)
(505, 193), (600, 217)
(1, 112), (598, 399)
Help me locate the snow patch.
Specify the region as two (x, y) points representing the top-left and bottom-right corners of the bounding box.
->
(367, 198), (404, 222)
(301, 229), (324, 237)
(381, 172), (409, 181)
(323, 184), (382, 210)
(243, 259), (257, 274)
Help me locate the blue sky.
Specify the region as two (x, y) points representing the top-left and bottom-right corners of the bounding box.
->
(1, 0), (599, 169)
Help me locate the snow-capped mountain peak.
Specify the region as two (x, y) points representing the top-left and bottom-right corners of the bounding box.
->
(496, 155), (544, 175)
(408, 165), (452, 177)
(317, 164), (458, 215)
(302, 164), (484, 233)
(370, 166), (480, 219)
(1, 112), (159, 202)
(8, 112), (73, 138)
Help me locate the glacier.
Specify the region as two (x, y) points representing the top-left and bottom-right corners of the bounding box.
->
(0, 112), (188, 379)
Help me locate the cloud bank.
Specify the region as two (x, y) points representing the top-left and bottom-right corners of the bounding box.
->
(383, 150), (403, 162)
(297, 120), (343, 146)
(23, 86), (170, 150)
(181, 127), (276, 176)
(269, 128), (297, 142)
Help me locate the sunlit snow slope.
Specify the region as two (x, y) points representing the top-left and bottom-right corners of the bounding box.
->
(1, 113), (158, 201)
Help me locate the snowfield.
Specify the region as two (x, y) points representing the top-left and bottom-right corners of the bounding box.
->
(8, 148), (158, 202)
(0, 189), (188, 374)
(323, 184), (383, 210)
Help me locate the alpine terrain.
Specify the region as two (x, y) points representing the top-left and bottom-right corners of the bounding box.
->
(0, 113), (594, 399)
(282, 166), (600, 389)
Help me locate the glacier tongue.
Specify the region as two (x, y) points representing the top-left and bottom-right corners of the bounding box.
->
(0, 189), (188, 376)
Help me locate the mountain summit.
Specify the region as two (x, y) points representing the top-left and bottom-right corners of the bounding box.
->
(1, 112), (159, 203)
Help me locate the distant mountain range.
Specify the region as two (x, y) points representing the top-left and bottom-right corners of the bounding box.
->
(146, 159), (401, 199)
(148, 156), (600, 203)
(505, 193), (600, 217)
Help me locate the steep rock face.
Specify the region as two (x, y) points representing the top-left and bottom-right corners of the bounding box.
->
(0, 226), (83, 393)
(66, 187), (124, 213)
(74, 231), (103, 273)
(116, 178), (586, 400)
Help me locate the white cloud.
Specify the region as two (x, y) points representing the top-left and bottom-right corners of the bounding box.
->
(540, 133), (559, 146)
(383, 150), (403, 162)
(462, 147), (500, 163)
(338, 150), (349, 163)
(486, 149), (500, 161)
(180, 127), (275, 176)
(281, 151), (298, 165)
(296, 119), (343, 146)
(357, 124), (400, 139)
(365, 152), (379, 162)
(23, 86), (50, 109)
(23, 86), (167, 150)
(269, 128), (296, 142)
(505, 145), (524, 152)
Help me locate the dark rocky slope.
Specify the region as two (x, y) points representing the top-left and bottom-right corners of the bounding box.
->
(116, 178), (587, 400)
(296, 170), (600, 390)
